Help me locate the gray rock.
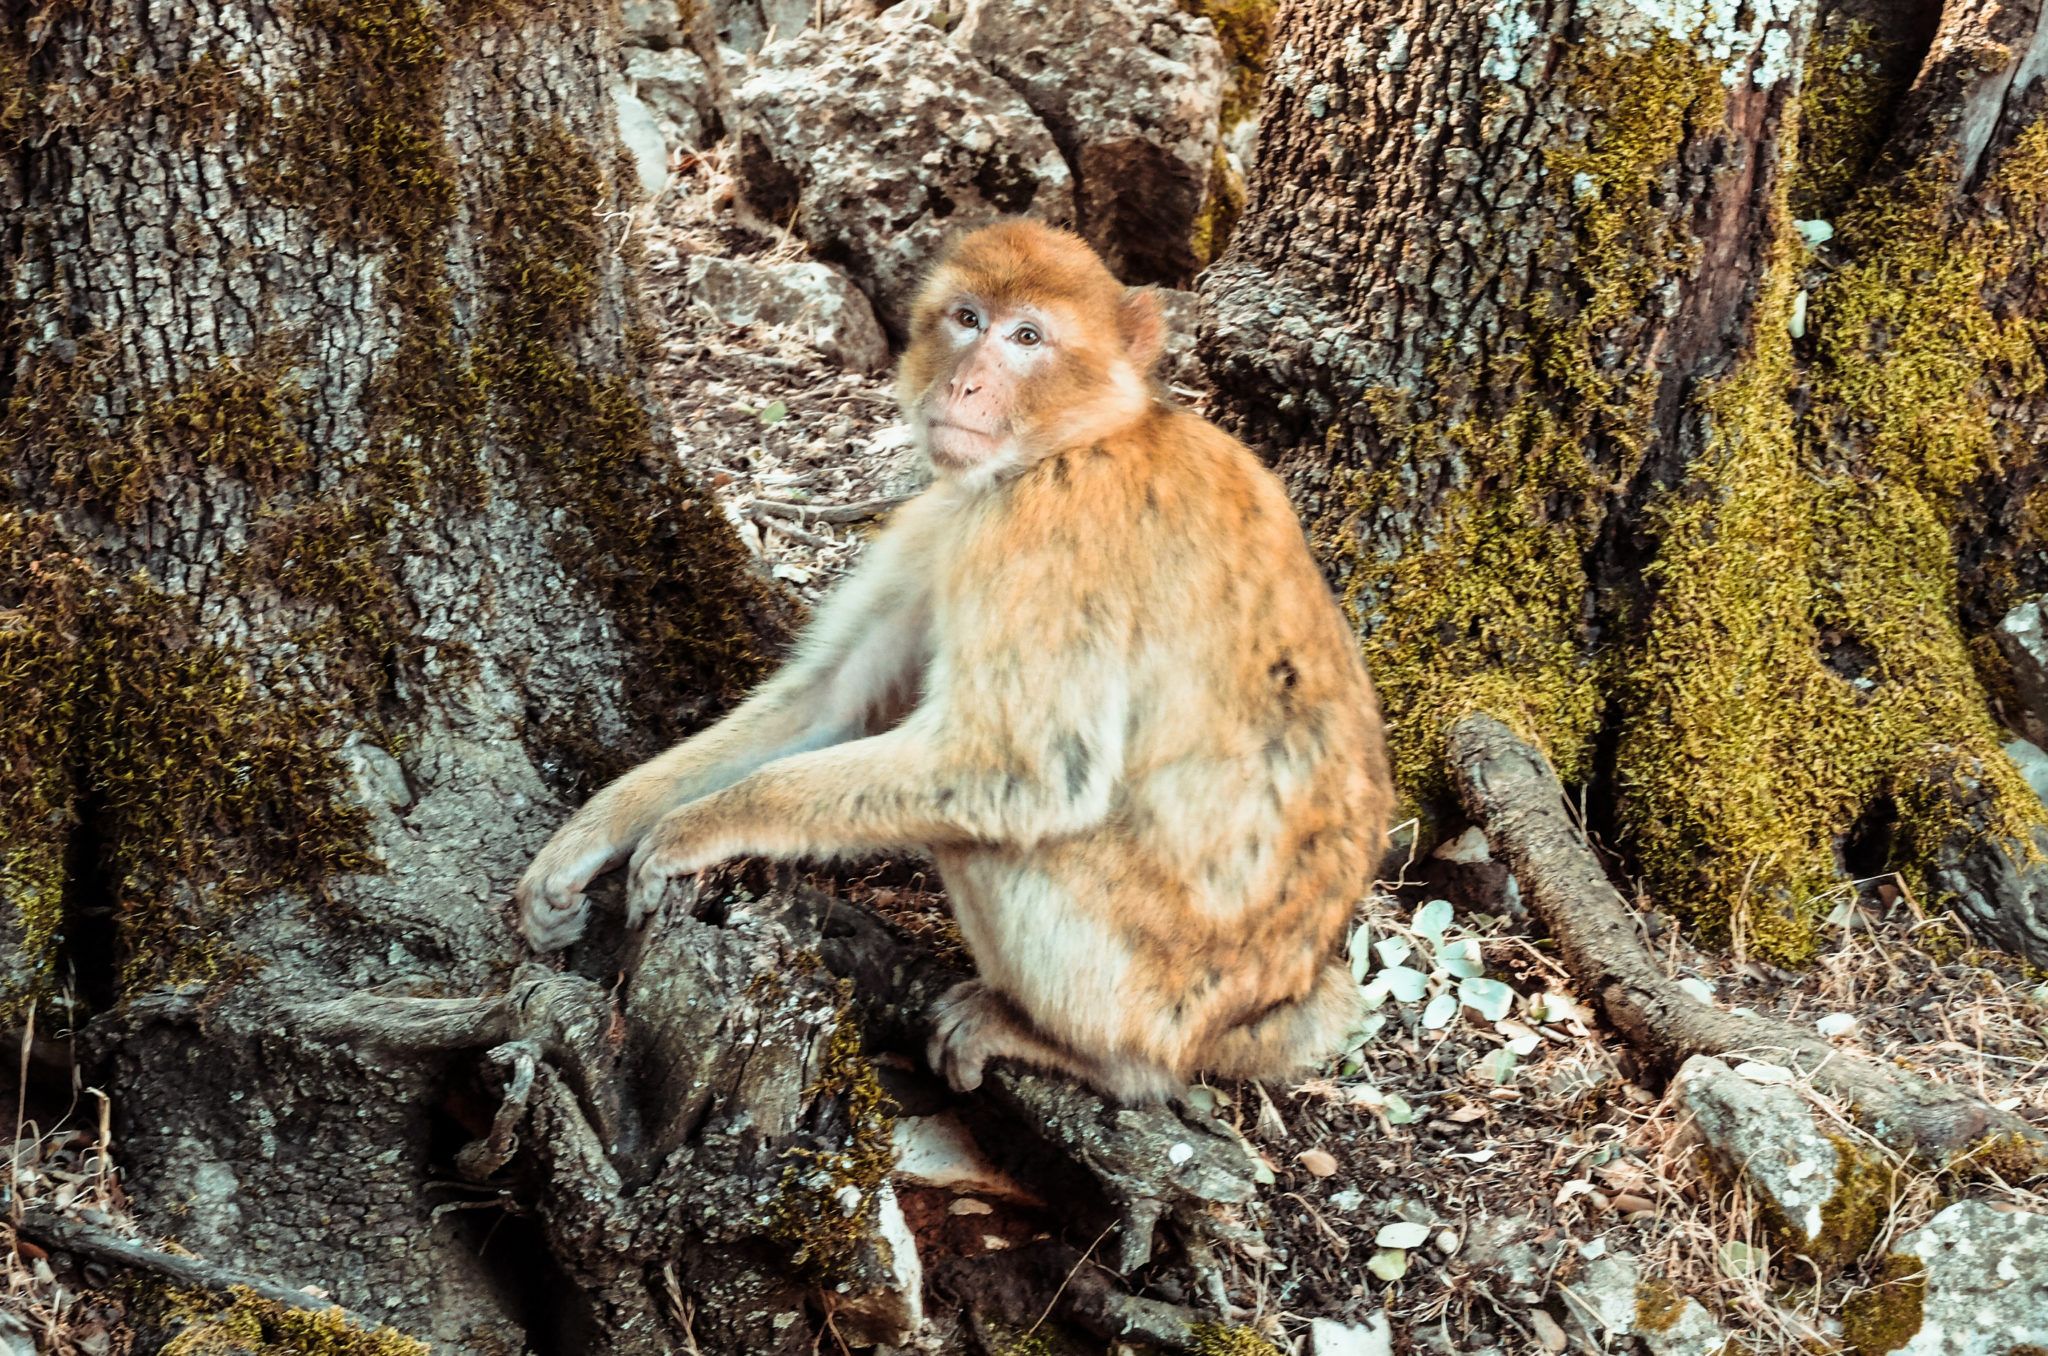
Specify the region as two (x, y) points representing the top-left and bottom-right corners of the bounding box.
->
(2007, 736), (2048, 806)
(708, 0), (822, 53)
(1674, 1056), (1857, 1262)
(960, 0), (1223, 284)
(626, 46), (713, 151)
(1559, 1253), (1729, 1356)
(684, 255), (891, 372)
(1883, 1200), (2048, 1354)
(1917, 751), (2048, 966)
(731, 18), (1075, 335)
(1460, 1213), (1565, 1304)
(623, 0), (687, 48)
(1996, 596), (2048, 743)
(609, 75), (670, 198)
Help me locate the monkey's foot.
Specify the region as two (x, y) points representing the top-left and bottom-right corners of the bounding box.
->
(927, 980), (1082, 1093)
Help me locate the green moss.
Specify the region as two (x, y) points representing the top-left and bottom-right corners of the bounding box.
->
(1614, 105), (2048, 961)
(477, 119), (780, 783)
(1813, 1136), (1901, 1268)
(1331, 41), (1721, 806)
(255, 0), (459, 275)
(1947, 1132), (2048, 1183)
(0, 512), (377, 998)
(161, 1287), (429, 1356)
(1179, 0), (1274, 130)
(1191, 143), (1247, 272)
(1788, 18), (1918, 222)
(1634, 1278), (1686, 1333)
(1188, 1322), (1282, 1356)
(769, 1000), (898, 1282)
(1840, 1254), (1926, 1356)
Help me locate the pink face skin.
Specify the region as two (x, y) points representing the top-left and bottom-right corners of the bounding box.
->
(920, 292), (1060, 480)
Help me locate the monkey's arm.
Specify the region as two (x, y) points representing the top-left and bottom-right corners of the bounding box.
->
(515, 514), (937, 950)
(623, 696), (1127, 925)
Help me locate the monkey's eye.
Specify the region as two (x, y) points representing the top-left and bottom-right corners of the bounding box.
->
(952, 306), (981, 330)
(1011, 324), (1042, 347)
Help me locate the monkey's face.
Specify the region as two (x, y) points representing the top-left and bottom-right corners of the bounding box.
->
(914, 292), (1066, 475)
(899, 221), (1163, 488)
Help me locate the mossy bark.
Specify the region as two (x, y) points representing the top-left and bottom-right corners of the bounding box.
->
(1202, 0), (2048, 967)
(0, 0), (806, 1347)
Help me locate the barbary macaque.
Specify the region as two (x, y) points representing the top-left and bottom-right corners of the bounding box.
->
(517, 220), (1394, 1101)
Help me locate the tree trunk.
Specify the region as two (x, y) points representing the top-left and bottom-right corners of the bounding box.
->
(0, 0), (811, 1346)
(1202, 0), (2048, 968)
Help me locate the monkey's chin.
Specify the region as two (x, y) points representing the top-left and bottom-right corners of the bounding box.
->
(925, 422), (1005, 474)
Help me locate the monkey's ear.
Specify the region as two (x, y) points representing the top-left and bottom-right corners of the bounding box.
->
(1118, 287), (1166, 373)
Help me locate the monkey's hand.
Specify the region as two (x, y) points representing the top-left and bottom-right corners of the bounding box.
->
(514, 824), (623, 952)
(624, 807), (724, 931)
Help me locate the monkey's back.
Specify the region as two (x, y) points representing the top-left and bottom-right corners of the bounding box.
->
(934, 405), (1394, 1080)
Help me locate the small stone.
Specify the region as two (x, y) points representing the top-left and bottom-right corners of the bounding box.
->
(1307, 1312), (1393, 1356)
(1527, 1308), (1567, 1351)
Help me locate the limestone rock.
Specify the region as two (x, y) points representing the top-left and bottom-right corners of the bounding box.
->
(626, 46), (714, 151)
(1559, 1253), (1729, 1356)
(1674, 1055), (1868, 1264)
(961, 0), (1224, 284)
(1874, 1200), (2048, 1354)
(1307, 1312), (1393, 1356)
(609, 75), (670, 198)
(684, 254), (891, 371)
(622, 0), (687, 48)
(731, 19), (1075, 334)
(706, 0), (826, 53)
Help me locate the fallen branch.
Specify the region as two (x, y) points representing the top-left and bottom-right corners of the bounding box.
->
(747, 505), (837, 549)
(1445, 712), (2045, 1163)
(748, 494), (910, 524)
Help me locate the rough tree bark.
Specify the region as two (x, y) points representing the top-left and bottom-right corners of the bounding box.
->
(1202, 0), (2048, 970)
(0, 0), (853, 1348)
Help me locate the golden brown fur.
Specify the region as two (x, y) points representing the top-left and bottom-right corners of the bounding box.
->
(516, 220), (1394, 1101)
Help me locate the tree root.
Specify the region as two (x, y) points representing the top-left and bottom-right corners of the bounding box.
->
(12, 1209), (396, 1332)
(1447, 712), (2045, 1163)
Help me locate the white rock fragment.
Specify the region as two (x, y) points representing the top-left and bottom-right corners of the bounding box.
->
(1308, 1312), (1394, 1356)
(609, 75), (670, 199)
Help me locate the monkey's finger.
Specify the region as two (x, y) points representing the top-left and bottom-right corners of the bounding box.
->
(624, 859), (668, 928)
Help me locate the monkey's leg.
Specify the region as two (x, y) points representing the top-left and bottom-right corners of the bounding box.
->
(1193, 962), (1363, 1083)
(925, 979), (1109, 1093)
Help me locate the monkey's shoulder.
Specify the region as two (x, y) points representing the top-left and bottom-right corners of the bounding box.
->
(1030, 406), (1290, 530)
